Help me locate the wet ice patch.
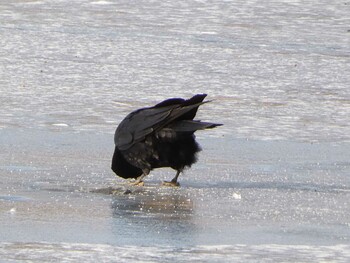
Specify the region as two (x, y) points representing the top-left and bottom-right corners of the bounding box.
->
(0, 196), (31, 202)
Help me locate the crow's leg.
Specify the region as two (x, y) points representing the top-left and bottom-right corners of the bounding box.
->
(131, 169), (149, 186)
(162, 170), (181, 187)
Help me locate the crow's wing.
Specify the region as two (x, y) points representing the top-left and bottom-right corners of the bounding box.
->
(115, 102), (206, 151)
(115, 106), (172, 150)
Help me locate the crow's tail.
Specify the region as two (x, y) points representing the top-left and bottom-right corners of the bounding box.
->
(169, 120), (222, 132)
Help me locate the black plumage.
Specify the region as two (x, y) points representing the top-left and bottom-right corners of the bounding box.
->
(111, 94), (222, 186)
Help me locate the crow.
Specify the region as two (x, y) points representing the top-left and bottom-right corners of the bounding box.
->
(111, 94), (222, 186)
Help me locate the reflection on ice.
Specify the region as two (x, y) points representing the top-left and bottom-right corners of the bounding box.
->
(109, 186), (195, 246)
(111, 188), (193, 219)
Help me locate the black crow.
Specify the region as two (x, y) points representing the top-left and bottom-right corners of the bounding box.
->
(111, 94), (222, 186)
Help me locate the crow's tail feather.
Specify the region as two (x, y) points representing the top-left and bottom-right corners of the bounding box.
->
(169, 120), (222, 132)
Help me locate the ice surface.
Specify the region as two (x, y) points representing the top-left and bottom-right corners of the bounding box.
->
(0, 129), (349, 261)
(0, 0), (349, 261)
(0, 0), (349, 142)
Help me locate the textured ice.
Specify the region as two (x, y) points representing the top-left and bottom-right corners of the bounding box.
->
(0, 0), (349, 142)
(0, 242), (350, 263)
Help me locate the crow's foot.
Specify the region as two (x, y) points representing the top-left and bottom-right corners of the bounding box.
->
(130, 181), (145, 186)
(161, 180), (180, 187)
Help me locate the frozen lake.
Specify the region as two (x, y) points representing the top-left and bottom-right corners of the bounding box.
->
(0, 0), (349, 262)
(1, 129), (349, 262)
